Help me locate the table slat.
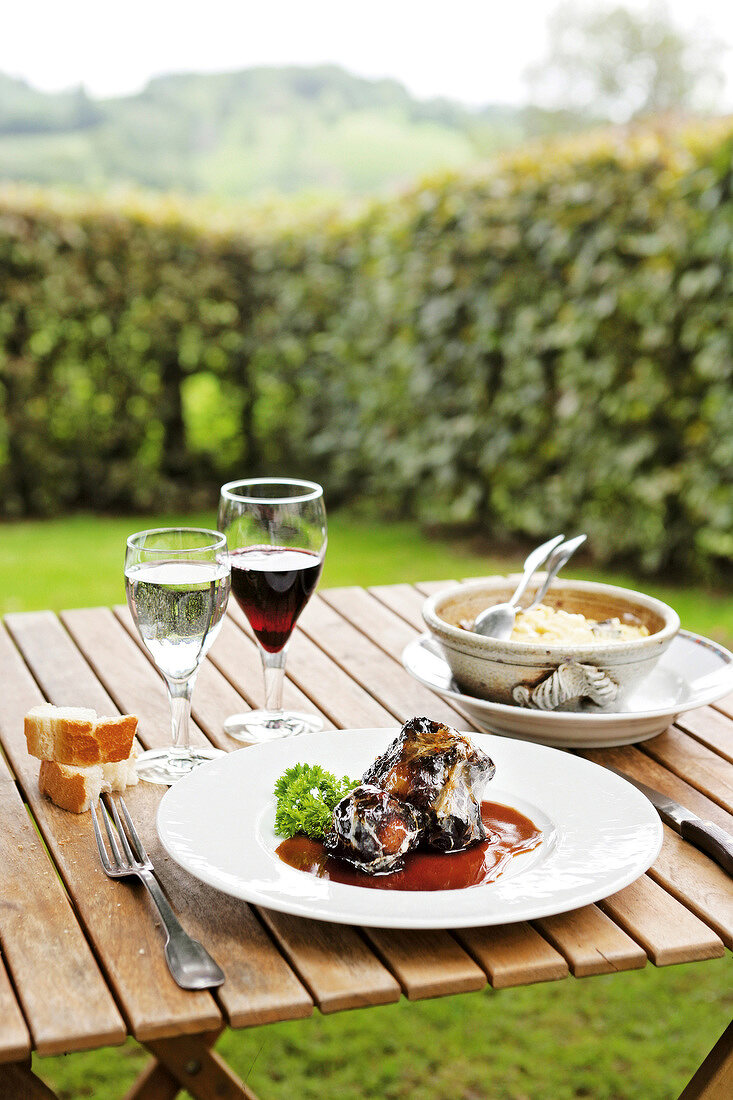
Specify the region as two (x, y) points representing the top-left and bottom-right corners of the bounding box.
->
(580, 748), (732, 959)
(0, 768), (127, 1055)
(203, 617), (335, 731)
(257, 912), (401, 1014)
(368, 583), (430, 632)
(583, 746), (733, 835)
(599, 875), (725, 965)
(678, 706), (733, 764)
(456, 922), (569, 989)
(320, 585), (483, 732)
(63, 606), (236, 753)
(642, 725), (733, 812)
(227, 604), (397, 730)
(298, 594), (470, 729)
(320, 586), (425, 663)
(4, 611), (120, 717)
(713, 691), (733, 718)
(362, 928), (487, 999)
(414, 580), (460, 596)
(0, 957), (31, 1065)
(533, 905), (647, 977)
(648, 827), (733, 949)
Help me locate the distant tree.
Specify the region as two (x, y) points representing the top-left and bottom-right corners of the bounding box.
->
(524, 1), (726, 123)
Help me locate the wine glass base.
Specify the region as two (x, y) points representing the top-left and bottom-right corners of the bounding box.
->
(135, 746), (225, 785)
(224, 709), (323, 742)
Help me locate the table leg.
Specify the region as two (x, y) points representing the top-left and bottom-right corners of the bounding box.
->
(123, 1059), (180, 1100)
(0, 1058), (58, 1098)
(127, 1029), (258, 1100)
(679, 1021), (733, 1100)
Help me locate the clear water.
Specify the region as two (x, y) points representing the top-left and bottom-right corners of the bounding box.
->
(125, 560), (230, 680)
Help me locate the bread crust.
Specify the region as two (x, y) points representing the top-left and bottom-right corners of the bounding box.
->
(91, 715), (138, 763)
(38, 754), (139, 813)
(25, 706), (137, 765)
(39, 760), (102, 814)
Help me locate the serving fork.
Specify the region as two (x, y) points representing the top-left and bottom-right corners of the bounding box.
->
(473, 534), (587, 639)
(91, 794), (225, 990)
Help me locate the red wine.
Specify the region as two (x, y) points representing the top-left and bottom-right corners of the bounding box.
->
(228, 546), (323, 652)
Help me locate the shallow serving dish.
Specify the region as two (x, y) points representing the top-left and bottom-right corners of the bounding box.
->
(422, 577), (680, 712)
(402, 630), (733, 747)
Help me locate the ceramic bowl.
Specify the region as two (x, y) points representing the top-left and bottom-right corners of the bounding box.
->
(422, 577), (680, 712)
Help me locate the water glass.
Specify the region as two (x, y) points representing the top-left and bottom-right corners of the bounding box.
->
(125, 527), (231, 784)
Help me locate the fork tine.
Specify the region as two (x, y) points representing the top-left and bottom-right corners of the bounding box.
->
(103, 794), (136, 866)
(90, 801), (113, 872)
(117, 795), (148, 863)
(100, 798), (124, 868)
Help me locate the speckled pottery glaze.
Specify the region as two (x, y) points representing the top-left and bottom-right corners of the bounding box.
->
(422, 577), (680, 711)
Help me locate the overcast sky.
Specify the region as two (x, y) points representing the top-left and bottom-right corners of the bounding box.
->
(2, 1), (732, 107)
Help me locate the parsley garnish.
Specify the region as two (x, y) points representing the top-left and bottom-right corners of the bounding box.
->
(274, 763), (358, 839)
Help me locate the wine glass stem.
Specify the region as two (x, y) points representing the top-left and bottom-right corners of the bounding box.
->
(261, 647), (287, 713)
(167, 677), (194, 753)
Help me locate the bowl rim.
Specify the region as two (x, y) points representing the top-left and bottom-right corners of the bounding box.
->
(422, 576), (680, 653)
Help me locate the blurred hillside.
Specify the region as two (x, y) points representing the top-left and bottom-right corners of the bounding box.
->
(0, 65), (539, 198)
(1, 3), (724, 199)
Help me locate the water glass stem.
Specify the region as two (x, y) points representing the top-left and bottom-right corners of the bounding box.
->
(167, 677), (194, 752)
(261, 647), (287, 713)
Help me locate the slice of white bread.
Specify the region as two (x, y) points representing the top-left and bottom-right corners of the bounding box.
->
(25, 703), (137, 766)
(38, 754), (139, 814)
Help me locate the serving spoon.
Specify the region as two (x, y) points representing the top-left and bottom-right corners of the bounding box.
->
(473, 533), (587, 640)
(472, 534), (564, 639)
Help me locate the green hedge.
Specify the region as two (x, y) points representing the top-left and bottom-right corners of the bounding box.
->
(0, 194), (260, 514)
(1, 122), (732, 576)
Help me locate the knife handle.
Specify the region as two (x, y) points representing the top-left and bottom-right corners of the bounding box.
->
(680, 819), (733, 876)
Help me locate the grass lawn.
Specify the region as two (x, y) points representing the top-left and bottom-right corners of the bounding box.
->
(1, 509), (732, 645)
(1, 509), (729, 1099)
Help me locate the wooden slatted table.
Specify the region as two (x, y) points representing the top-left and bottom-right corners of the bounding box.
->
(0, 580), (731, 1100)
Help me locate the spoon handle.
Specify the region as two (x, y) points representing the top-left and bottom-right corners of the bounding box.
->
(522, 534), (587, 612)
(510, 534), (565, 608)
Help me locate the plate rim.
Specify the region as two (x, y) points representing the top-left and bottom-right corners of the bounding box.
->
(156, 727), (663, 929)
(402, 628), (733, 724)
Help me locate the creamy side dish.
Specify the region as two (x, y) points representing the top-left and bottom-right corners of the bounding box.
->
(508, 604), (649, 644)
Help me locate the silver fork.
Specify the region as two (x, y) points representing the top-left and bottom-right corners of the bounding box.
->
(91, 794), (225, 990)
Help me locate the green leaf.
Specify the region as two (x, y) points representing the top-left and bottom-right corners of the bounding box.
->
(273, 763), (359, 840)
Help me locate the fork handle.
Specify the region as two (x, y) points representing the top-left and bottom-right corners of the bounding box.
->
(510, 534), (565, 608)
(138, 869), (225, 990)
(522, 535), (587, 613)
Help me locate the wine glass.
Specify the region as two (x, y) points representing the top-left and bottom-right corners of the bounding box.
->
(125, 527), (231, 784)
(218, 478), (327, 741)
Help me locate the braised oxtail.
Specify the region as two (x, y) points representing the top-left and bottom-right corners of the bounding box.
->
(363, 716), (495, 852)
(323, 783), (423, 875)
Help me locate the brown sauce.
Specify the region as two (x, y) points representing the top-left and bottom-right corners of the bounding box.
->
(276, 801), (542, 891)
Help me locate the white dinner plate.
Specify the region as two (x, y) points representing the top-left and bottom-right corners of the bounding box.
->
(157, 728), (662, 929)
(402, 630), (733, 748)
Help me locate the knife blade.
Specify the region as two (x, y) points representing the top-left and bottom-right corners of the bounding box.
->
(607, 767), (733, 877)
